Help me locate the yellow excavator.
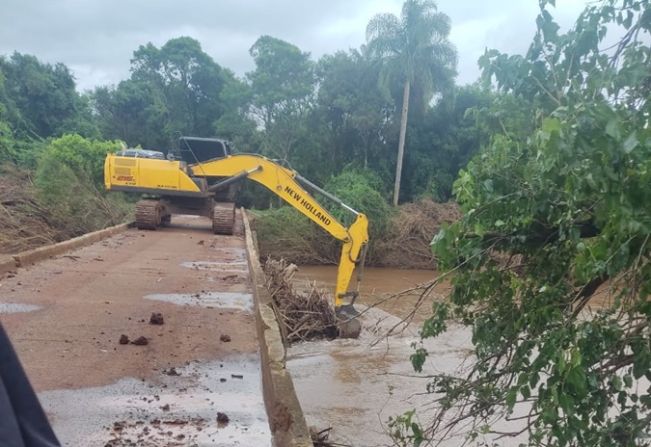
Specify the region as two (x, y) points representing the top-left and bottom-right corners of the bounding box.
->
(104, 137), (368, 334)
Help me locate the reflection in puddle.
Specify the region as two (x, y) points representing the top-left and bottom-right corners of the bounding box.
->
(0, 302), (41, 314)
(144, 292), (253, 312)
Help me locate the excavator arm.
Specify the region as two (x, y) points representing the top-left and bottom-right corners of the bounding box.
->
(190, 154), (369, 309)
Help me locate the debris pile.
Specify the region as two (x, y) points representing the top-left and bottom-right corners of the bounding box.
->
(0, 165), (59, 253)
(311, 426), (336, 447)
(264, 258), (337, 343)
(374, 198), (461, 269)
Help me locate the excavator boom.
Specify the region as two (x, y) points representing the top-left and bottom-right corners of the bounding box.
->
(190, 154), (369, 308)
(105, 151), (369, 309)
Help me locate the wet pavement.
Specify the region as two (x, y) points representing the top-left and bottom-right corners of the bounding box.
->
(0, 214), (271, 446)
(40, 355), (270, 446)
(0, 302), (41, 313)
(144, 292), (254, 313)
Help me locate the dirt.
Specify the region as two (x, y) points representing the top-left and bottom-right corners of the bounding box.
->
(0, 215), (258, 392)
(162, 367), (180, 376)
(270, 402), (293, 432)
(149, 312), (164, 325)
(105, 416), (209, 446)
(131, 336), (149, 346)
(216, 412), (230, 425)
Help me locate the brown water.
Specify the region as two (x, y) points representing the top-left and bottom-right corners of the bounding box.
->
(294, 265), (452, 321)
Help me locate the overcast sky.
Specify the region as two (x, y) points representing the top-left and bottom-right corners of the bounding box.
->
(0, 0), (590, 92)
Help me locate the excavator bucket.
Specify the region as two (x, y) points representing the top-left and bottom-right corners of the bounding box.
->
(335, 305), (362, 339)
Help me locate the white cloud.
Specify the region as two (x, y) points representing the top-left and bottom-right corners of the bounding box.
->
(0, 0), (592, 90)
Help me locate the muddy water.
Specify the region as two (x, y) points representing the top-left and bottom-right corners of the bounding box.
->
(294, 265), (451, 320)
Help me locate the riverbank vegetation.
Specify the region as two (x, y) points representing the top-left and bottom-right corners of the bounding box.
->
(399, 1), (651, 445)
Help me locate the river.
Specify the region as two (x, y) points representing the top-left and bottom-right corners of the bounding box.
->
(287, 266), (526, 446)
(293, 265), (452, 321)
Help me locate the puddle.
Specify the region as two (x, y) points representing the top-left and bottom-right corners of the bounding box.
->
(39, 355), (271, 447)
(180, 261), (248, 273)
(0, 302), (41, 314)
(144, 292), (253, 312)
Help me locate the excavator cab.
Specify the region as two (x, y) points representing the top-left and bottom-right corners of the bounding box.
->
(178, 136), (231, 163)
(178, 137), (237, 203)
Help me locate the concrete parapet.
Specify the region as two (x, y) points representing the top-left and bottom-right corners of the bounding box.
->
(242, 210), (312, 447)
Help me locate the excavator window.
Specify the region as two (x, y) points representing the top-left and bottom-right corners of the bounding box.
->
(118, 148), (165, 160)
(178, 137), (230, 164)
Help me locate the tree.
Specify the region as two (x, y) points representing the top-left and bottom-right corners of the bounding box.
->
(0, 52), (91, 139)
(405, 1), (651, 445)
(214, 69), (261, 153)
(0, 71), (16, 163)
(92, 79), (168, 149)
(402, 85), (492, 201)
(247, 35), (314, 161)
(366, 0), (456, 206)
(130, 37), (226, 144)
(315, 50), (392, 173)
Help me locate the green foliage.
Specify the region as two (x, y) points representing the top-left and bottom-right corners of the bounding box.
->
(35, 152), (130, 236)
(0, 120), (14, 163)
(247, 35), (315, 161)
(366, 0), (456, 102)
(420, 1), (651, 445)
(92, 80), (169, 149)
(34, 134), (129, 236)
(387, 410), (426, 447)
(248, 36), (314, 112)
(313, 50), (392, 175)
(324, 169), (392, 237)
(93, 37), (228, 149)
(254, 169), (392, 265)
(40, 134), (122, 189)
(132, 37), (225, 138)
(405, 85), (493, 201)
(0, 52), (92, 139)
(251, 206), (329, 264)
(214, 70), (260, 152)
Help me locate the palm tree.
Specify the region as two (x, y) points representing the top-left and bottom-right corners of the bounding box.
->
(366, 0), (456, 206)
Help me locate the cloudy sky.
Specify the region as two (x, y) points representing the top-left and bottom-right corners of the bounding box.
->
(0, 0), (589, 92)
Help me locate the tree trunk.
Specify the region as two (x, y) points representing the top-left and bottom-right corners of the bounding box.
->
(393, 80), (410, 206)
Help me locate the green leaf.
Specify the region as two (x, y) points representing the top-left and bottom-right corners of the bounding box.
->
(605, 119), (621, 139)
(622, 132), (639, 153)
(505, 389), (517, 409)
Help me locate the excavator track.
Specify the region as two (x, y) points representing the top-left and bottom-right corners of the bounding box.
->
(212, 202), (235, 235)
(136, 199), (163, 230)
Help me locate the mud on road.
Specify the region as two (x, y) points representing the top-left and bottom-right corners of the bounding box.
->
(0, 215), (271, 446)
